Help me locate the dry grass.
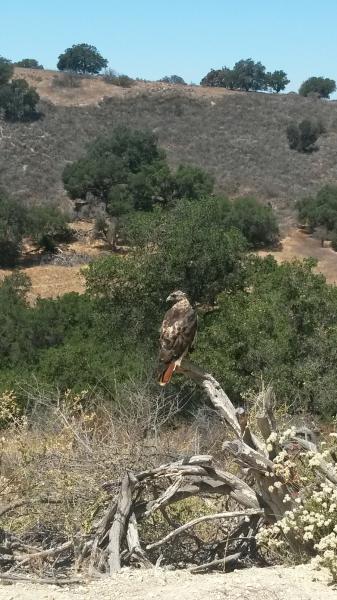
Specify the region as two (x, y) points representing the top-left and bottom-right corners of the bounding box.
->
(0, 384), (225, 546)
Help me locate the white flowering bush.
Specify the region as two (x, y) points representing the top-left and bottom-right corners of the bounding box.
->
(257, 433), (337, 582)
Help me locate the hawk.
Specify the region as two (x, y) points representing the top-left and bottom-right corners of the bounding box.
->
(158, 290), (197, 386)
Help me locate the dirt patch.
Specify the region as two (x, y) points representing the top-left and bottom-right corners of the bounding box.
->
(258, 229), (337, 284)
(0, 564), (334, 600)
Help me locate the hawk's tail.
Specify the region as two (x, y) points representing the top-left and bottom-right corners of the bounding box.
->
(158, 362), (176, 386)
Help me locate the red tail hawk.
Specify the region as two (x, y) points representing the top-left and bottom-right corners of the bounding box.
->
(158, 290), (197, 386)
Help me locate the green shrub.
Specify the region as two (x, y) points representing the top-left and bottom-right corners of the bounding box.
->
(287, 119), (324, 153)
(225, 197), (279, 248)
(27, 205), (72, 251)
(297, 185), (337, 231)
(0, 79), (39, 121)
(103, 69), (134, 87)
(0, 194), (27, 266)
(0, 193), (71, 264)
(16, 59), (44, 70)
(0, 56), (13, 86)
(195, 256), (337, 415)
(299, 76), (336, 98)
(0, 273), (33, 368)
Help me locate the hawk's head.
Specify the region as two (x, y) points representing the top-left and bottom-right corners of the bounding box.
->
(166, 290), (188, 303)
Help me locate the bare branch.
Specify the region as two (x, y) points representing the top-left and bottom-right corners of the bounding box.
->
(189, 552), (242, 573)
(146, 509), (263, 550)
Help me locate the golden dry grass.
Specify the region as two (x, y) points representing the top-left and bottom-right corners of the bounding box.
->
(13, 67), (238, 107)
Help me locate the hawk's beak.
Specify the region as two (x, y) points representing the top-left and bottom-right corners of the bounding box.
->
(166, 294), (172, 302)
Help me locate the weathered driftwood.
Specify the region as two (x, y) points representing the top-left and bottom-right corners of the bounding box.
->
(99, 361), (296, 573)
(102, 453), (262, 573)
(107, 471), (138, 573)
(126, 512), (152, 567)
(180, 361), (291, 519)
(178, 361), (241, 437)
(222, 440), (273, 472)
(146, 509), (263, 550)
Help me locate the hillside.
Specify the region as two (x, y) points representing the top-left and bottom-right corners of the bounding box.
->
(2, 68), (337, 226)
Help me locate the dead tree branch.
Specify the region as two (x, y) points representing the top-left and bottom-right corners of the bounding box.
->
(146, 509), (263, 550)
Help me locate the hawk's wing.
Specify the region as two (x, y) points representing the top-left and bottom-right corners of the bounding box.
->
(159, 302), (197, 364)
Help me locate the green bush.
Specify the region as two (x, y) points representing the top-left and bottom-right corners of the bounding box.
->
(16, 59), (44, 70)
(173, 165), (214, 201)
(0, 193), (71, 264)
(0, 194), (27, 266)
(224, 197), (279, 248)
(287, 119), (324, 153)
(27, 205), (73, 251)
(0, 56), (13, 86)
(0, 79), (39, 121)
(299, 76), (336, 98)
(102, 69), (134, 87)
(0, 273), (33, 368)
(57, 43), (108, 75)
(297, 185), (337, 231)
(195, 256), (337, 415)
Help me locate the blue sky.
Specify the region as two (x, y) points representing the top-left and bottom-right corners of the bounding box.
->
(2, 1), (337, 91)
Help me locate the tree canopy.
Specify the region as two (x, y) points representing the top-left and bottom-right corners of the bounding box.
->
(57, 43), (108, 74)
(200, 59), (289, 92)
(299, 77), (336, 98)
(63, 126), (214, 214)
